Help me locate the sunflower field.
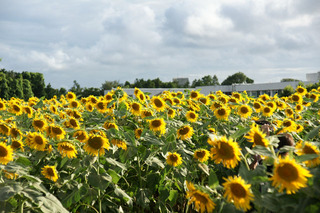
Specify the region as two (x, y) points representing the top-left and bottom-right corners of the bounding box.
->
(0, 86), (320, 213)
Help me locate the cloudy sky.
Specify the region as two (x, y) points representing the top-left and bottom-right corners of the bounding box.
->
(1, 0), (319, 89)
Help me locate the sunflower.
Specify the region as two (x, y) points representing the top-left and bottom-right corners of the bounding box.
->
(0, 123), (10, 136)
(23, 106), (34, 117)
(276, 100), (287, 110)
(41, 165), (59, 182)
(83, 134), (110, 156)
(295, 124), (304, 133)
(214, 106), (230, 121)
(150, 97), (166, 112)
(309, 93), (319, 102)
(167, 108), (176, 118)
(0, 142), (14, 165)
(166, 152), (182, 167)
(149, 118), (166, 135)
(237, 105), (252, 118)
(111, 139), (127, 150)
(57, 142), (77, 158)
(177, 125), (194, 140)
(130, 102), (142, 116)
(95, 100), (107, 113)
(134, 128), (143, 139)
(262, 106), (274, 117)
(3, 170), (18, 180)
(186, 111), (198, 123)
(270, 155), (312, 194)
(259, 94), (270, 101)
(28, 132), (47, 151)
(32, 117), (48, 132)
(9, 103), (23, 115)
(190, 91), (200, 100)
(252, 101), (262, 112)
(103, 121), (119, 130)
(86, 103), (94, 112)
(198, 96), (209, 105)
(137, 92), (146, 103)
(0, 100), (6, 111)
(194, 149), (210, 163)
(296, 86), (307, 96)
(244, 124), (269, 147)
(73, 130), (89, 142)
(295, 141), (320, 168)
(67, 118), (81, 129)
(291, 93), (302, 103)
(104, 93), (113, 102)
(49, 105), (58, 114)
(141, 109), (154, 119)
(209, 136), (241, 169)
(210, 101), (223, 111)
(295, 104), (303, 113)
(282, 119), (297, 133)
(208, 127), (216, 134)
(66, 92), (76, 101)
(186, 181), (216, 213)
(207, 94), (216, 101)
(47, 125), (66, 140)
(223, 176), (254, 211)
(284, 108), (294, 118)
(218, 96), (229, 104)
(11, 139), (24, 151)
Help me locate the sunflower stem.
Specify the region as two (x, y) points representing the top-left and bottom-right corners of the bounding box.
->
(97, 152), (102, 213)
(241, 152), (250, 171)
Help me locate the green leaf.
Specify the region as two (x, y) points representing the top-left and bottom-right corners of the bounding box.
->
(198, 163), (210, 176)
(245, 146), (274, 158)
(0, 184), (22, 201)
(108, 169), (121, 184)
(208, 170), (219, 189)
(15, 156), (32, 167)
(106, 158), (127, 171)
(296, 154), (319, 163)
(114, 186), (133, 206)
(305, 126), (320, 140)
(59, 157), (69, 169)
(88, 173), (112, 190)
(168, 190), (178, 205)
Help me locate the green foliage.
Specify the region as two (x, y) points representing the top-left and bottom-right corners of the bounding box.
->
(221, 72), (254, 85)
(279, 85), (295, 97)
(192, 75), (219, 87)
(23, 79), (34, 100)
(281, 78), (300, 82)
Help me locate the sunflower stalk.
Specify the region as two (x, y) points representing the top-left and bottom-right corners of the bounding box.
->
(97, 152), (102, 213)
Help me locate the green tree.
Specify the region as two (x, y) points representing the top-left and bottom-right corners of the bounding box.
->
(82, 87), (103, 97)
(192, 75), (219, 87)
(23, 79), (34, 100)
(101, 80), (120, 91)
(29, 72), (46, 98)
(70, 80), (83, 96)
(58, 87), (67, 96)
(45, 83), (57, 99)
(221, 72), (254, 85)
(281, 78), (300, 82)
(0, 72), (10, 99)
(279, 85), (295, 97)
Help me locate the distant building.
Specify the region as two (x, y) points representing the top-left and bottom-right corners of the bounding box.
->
(173, 78), (189, 87)
(306, 71), (320, 82)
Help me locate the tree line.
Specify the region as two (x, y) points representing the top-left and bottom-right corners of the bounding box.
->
(0, 68), (257, 100)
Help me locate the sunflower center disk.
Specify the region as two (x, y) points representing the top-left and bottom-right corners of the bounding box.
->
(61, 145), (74, 151)
(230, 183), (247, 198)
(34, 120), (45, 128)
(0, 146), (8, 157)
(88, 137), (103, 149)
(154, 99), (163, 108)
(193, 193), (208, 204)
(179, 127), (189, 135)
(47, 168), (55, 176)
(170, 154), (178, 162)
(303, 146), (316, 154)
(196, 151), (206, 158)
(35, 136), (44, 145)
(253, 133), (264, 146)
(132, 103), (140, 111)
(151, 120), (162, 128)
(241, 107), (249, 114)
(218, 108), (226, 116)
(218, 143), (235, 159)
(278, 163), (299, 182)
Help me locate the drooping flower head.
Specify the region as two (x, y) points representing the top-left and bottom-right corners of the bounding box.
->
(295, 141), (320, 168)
(57, 142), (78, 158)
(41, 165), (59, 182)
(244, 124), (269, 147)
(177, 125), (194, 140)
(166, 152), (182, 167)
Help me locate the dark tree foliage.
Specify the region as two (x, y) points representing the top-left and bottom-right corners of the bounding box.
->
(101, 80), (121, 91)
(23, 79), (34, 100)
(0, 72), (10, 99)
(82, 87), (103, 97)
(70, 80), (83, 96)
(23, 72), (46, 98)
(221, 72), (254, 85)
(45, 83), (57, 99)
(279, 85), (295, 97)
(281, 78), (300, 82)
(191, 75), (219, 87)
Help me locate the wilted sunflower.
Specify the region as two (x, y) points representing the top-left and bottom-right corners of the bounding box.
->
(149, 118), (166, 135)
(223, 176), (254, 211)
(0, 123), (10, 136)
(47, 125), (66, 140)
(186, 110), (198, 123)
(166, 152), (182, 167)
(151, 96), (166, 112)
(84, 134), (110, 156)
(134, 128), (143, 139)
(262, 106), (273, 117)
(237, 105), (252, 118)
(186, 181), (216, 213)
(66, 92), (76, 101)
(244, 124), (269, 147)
(41, 165), (59, 182)
(73, 130), (89, 142)
(295, 141), (320, 168)
(194, 149), (210, 163)
(111, 139), (127, 150)
(209, 136), (241, 169)
(177, 125), (194, 140)
(0, 142), (14, 165)
(11, 139), (24, 151)
(32, 117), (48, 132)
(214, 106), (230, 121)
(130, 102), (142, 116)
(57, 142), (77, 158)
(270, 155), (312, 194)
(28, 132), (47, 151)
